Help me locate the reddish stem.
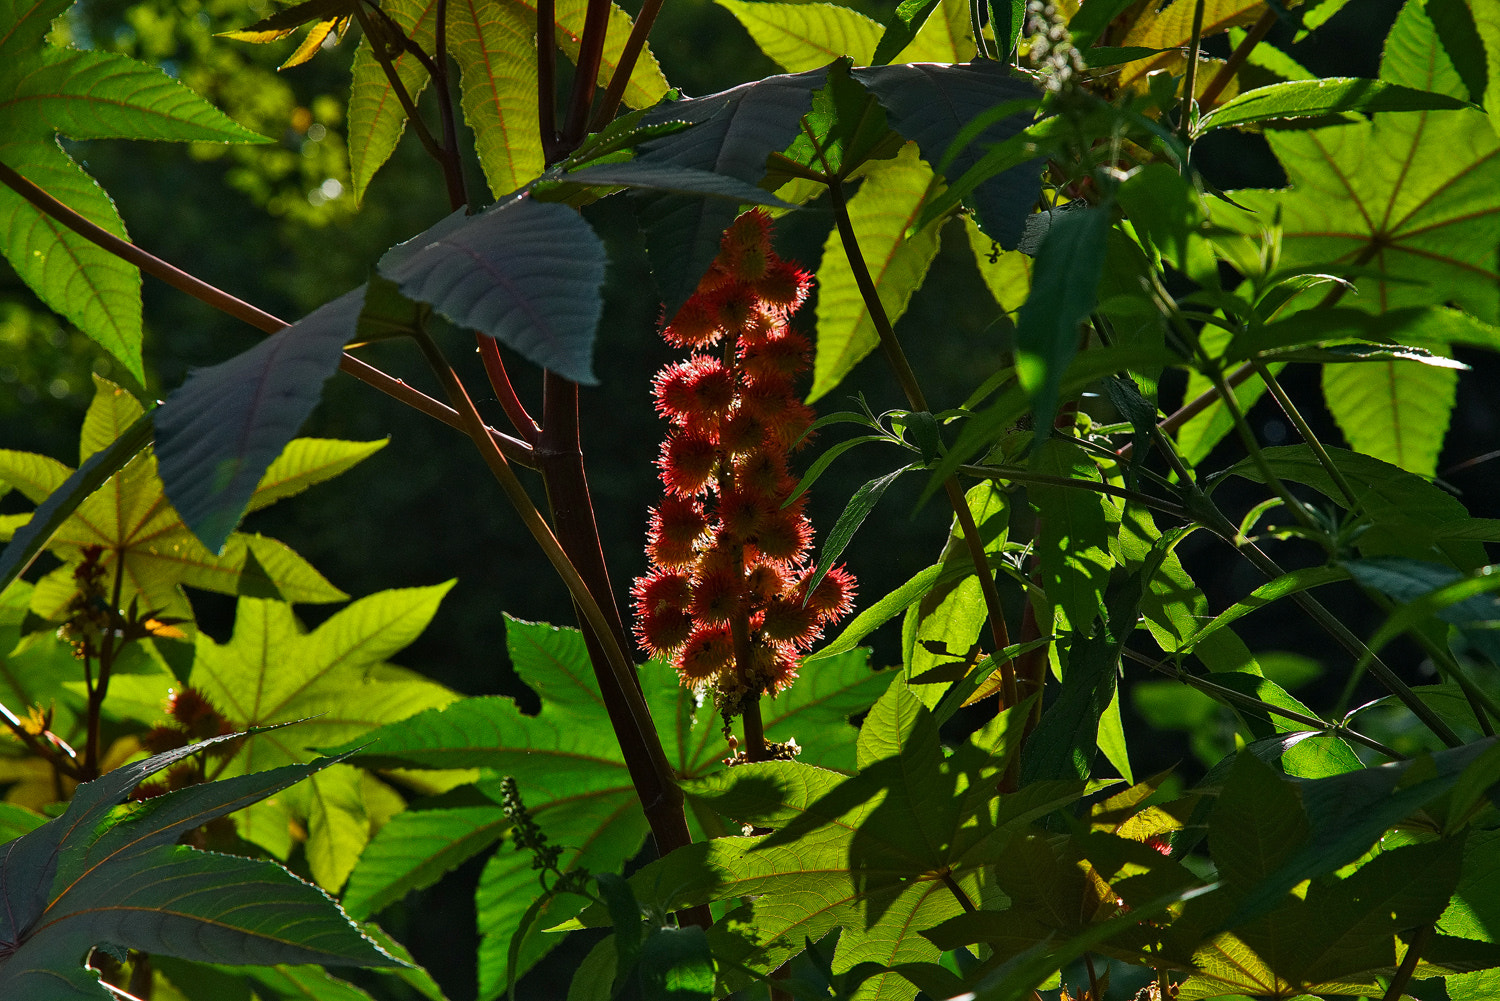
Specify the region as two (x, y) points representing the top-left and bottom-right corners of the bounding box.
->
(591, 0), (665, 130)
(561, 0), (612, 149)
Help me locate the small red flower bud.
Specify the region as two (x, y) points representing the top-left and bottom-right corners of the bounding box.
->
(663, 297), (723, 348)
(749, 507), (812, 563)
(745, 562), (792, 603)
(647, 497), (709, 567)
(756, 259), (811, 312)
(804, 565), (857, 622)
(691, 564), (741, 624)
(762, 595), (821, 646)
(741, 329), (810, 381)
(637, 605), (694, 655)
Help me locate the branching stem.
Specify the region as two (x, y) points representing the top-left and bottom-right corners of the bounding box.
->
(592, 0), (665, 129)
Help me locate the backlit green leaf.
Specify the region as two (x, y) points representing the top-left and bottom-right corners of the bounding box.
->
(718, 0), (882, 71)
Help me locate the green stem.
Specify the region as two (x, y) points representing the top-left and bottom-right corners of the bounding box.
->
(824, 174), (1016, 702)
(1382, 924), (1432, 1001)
(1177, 0), (1208, 151)
(1121, 648), (1403, 759)
(0, 159), (533, 464)
(1250, 356), (1362, 511)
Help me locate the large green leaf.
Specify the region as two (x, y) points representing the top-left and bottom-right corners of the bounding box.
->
(340, 617), (888, 996)
(0, 139), (142, 383)
(0, 1), (265, 382)
(718, 0), (882, 71)
(811, 143), (942, 400)
(1025, 436), (1118, 631)
(635, 67), (827, 315)
(447, 0), (540, 197)
(0, 377), (355, 629)
(591, 684), (1085, 1000)
(1014, 206), (1110, 435)
(0, 743), (394, 1000)
(377, 196), (606, 384)
(851, 61), (1041, 248)
(155, 287), (366, 553)
(189, 586), (459, 890)
(347, 0), (438, 202)
(1210, 2), (1499, 326)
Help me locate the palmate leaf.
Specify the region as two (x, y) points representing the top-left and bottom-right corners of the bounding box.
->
(0, 377), (372, 629)
(377, 196), (606, 384)
(1114, 0), (1268, 90)
(1207, 2), (1499, 475)
(717, 0), (884, 72)
(0, 741), (395, 1000)
(337, 617), (883, 998)
(187, 585), (459, 891)
(811, 143), (943, 400)
(0, 0), (265, 382)
(592, 684), (1086, 1001)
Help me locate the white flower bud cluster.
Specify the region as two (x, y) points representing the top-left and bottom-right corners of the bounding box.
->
(1025, 0), (1086, 93)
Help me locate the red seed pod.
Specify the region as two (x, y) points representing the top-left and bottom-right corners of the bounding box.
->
(633, 570), (694, 612)
(750, 507), (813, 563)
(647, 497), (709, 567)
(141, 724), (190, 755)
(659, 431), (720, 495)
(679, 625), (734, 680)
(755, 259), (812, 312)
(744, 562), (792, 603)
(636, 605), (694, 655)
(761, 595), (821, 646)
(690, 564), (741, 624)
(663, 297), (723, 348)
(720, 410), (770, 456)
(740, 329), (810, 381)
(803, 565), (857, 621)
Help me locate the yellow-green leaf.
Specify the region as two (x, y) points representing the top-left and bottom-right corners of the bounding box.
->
(449, 0), (542, 197)
(810, 143), (943, 401)
(716, 0), (883, 72)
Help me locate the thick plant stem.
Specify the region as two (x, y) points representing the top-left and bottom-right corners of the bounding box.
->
(1382, 925), (1432, 1001)
(0, 159), (535, 464)
(592, 0), (665, 129)
(561, 0), (612, 149)
(538, 0), (561, 163)
(825, 176), (1016, 703)
(531, 372), (709, 926)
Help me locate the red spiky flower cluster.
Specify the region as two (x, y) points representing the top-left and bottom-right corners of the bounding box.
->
(633, 211), (855, 710)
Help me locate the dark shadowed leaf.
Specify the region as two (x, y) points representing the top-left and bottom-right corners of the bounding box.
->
(851, 62), (1041, 248)
(155, 287), (363, 553)
(634, 68), (828, 315)
(1194, 77), (1471, 135)
(378, 197), (606, 385)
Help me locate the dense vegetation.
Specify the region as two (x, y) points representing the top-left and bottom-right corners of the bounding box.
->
(1, 0), (1499, 998)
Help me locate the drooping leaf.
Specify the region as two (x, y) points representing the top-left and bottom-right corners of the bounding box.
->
(0, 377), (355, 630)
(447, 0), (541, 197)
(717, 0), (883, 72)
(189, 586), (459, 890)
(0, 743), (395, 999)
(851, 61), (1041, 248)
(1114, 0), (1267, 90)
(378, 197), (606, 384)
(347, 0), (439, 202)
(811, 143), (944, 400)
(872, 0), (942, 66)
(634, 67), (828, 315)
(155, 287), (365, 553)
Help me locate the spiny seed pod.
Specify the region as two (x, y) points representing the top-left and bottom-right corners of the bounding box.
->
(634, 210), (855, 711)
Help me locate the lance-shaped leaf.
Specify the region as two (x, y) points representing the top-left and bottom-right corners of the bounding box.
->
(0, 378), (364, 629)
(347, 0), (440, 202)
(188, 586), (458, 891)
(0, 742), (395, 1000)
(155, 287), (365, 554)
(378, 197), (606, 384)
(635, 67), (828, 315)
(447, 0), (540, 197)
(1194, 76), (1472, 135)
(851, 62), (1041, 249)
(337, 618), (883, 997)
